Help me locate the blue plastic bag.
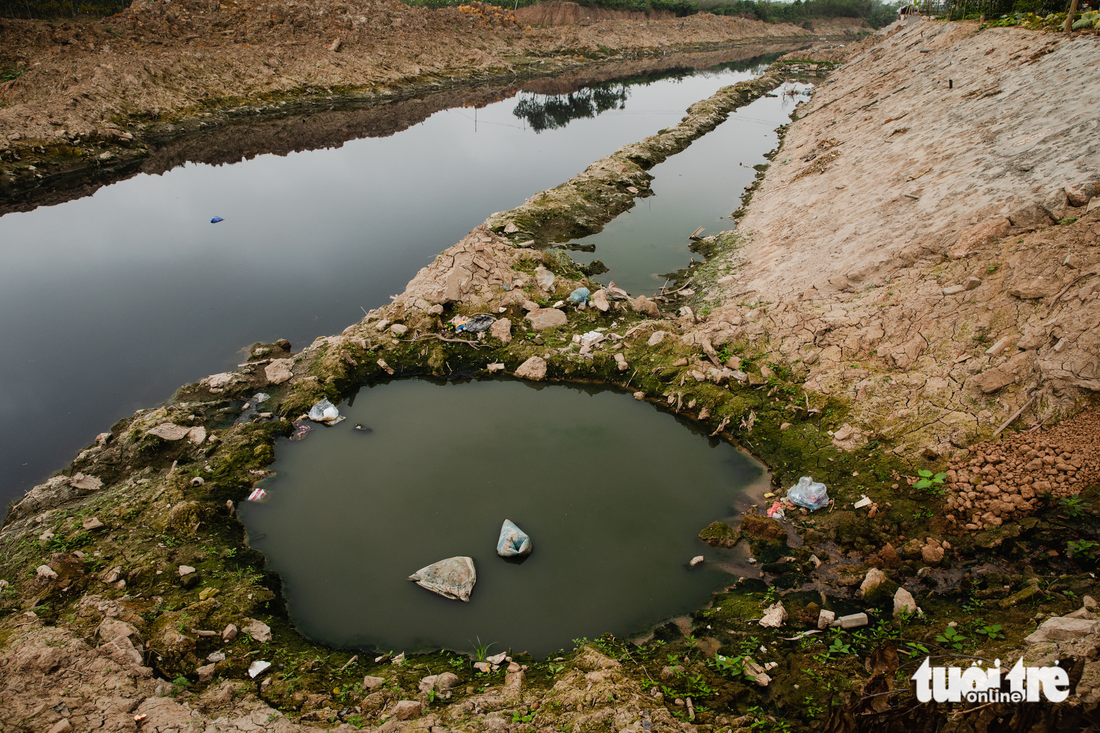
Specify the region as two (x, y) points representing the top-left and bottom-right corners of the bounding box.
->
(786, 476), (829, 511)
(496, 519), (532, 557)
(210, 216), (224, 223)
(567, 287), (590, 305)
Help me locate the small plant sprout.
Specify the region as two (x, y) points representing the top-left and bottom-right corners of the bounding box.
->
(469, 636), (497, 662)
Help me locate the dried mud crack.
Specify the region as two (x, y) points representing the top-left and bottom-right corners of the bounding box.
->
(2, 17), (1100, 733)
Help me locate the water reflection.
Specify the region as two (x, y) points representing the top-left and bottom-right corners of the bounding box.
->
(0, 44), (806, 518)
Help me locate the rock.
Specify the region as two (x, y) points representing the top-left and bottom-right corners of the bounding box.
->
(758, 602), (787, 628)
(526, 308), (567, 330)
(363, 675), (387, 690)
(614, 353), (628, 371)
(246, 619), (272, 643)
(408, 556), (477, 602)
(503, 668), (524, 698)
(592, 289), (610, 312)
(178, 565), (196, 576)
(894, 587), (919, 618)
(859, 568), (887, 598)
(1008, 202), (1054, 230)
(199, 587), (220, 601)
(222, 624), (238, 642)
(1024, 616), (1100, 644)
(265, 359), (294, 385)
(418, 675), (440, 693)
(147, 423), (190, 441)
(739, 515), (786, 542)
(689, 555), (704, 567)
(1066, 182), (1099, 207)
(514, 356), (547, 381)
(834, 613), (869, 629)
(70, 473), (103, 491)
(633, 391), (645, 400)
(949, 217), (1010, 259)
(534, 265), (556, 291)
(698, 521), (739, 548)
(974, 365), (1017, 394)
(390, 324), (408, 336)
(744, 661), (772, 687)
(1085, 595), (1098, 611)
(818, 609), (836, 630)
(647, 331), (667, 347)
(248, 660), (271, 678)
(631, 295), (659, 317)
(965, 276), (982, 290)
(82, 517), (105, 531)
(490, 318), (512, 343)
(487, 362), (505, 373)
(196, 663), (217, 683)
(48, 720), (73, 733)
(36, 565), (59, 580)
(920, 543), (945, 566)
(503, 221), (519, 234)
(328, 37), (342, 52)
(393, 700), (423, 721)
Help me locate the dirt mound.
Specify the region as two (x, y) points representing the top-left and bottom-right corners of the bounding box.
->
(516, 0), (673, 26)
(943, 410), (1100, 531)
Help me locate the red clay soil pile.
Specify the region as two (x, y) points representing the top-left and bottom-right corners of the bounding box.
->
(943, 409), (1100, 531)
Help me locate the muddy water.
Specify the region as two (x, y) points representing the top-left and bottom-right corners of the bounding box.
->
(0, 52), (790, 516)
(568, 83), (811, 293)
(238, 379), (765, 657)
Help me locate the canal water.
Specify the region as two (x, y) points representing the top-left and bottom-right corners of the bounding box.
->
(237, 379), (765, 657)
(0, 49), (803, 519)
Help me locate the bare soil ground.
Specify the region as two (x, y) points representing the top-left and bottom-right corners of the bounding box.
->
(0, 0), (855, 148)
(690, 20), (1100, 479)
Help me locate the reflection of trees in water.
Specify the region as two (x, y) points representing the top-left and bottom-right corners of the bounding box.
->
(513, 84), (630, 133)
(512, 51), (790, 133)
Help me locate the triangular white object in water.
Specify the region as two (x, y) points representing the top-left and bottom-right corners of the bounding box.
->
(496, 519), (532, 557)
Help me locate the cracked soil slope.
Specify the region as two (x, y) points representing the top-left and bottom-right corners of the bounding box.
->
(692, 20), (1100, 459)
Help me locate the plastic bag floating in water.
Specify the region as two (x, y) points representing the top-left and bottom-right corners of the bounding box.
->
(496, 519), (532, 557)
(308, 397), (344, 425)
(408, 556), (477, 602)
(210, 217), (224, 224)
(786, 476), (829, 511)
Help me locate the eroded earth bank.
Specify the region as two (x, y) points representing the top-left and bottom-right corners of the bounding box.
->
(3, 16), (1100, 733)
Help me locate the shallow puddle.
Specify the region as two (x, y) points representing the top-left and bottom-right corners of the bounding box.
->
(238, 379), (765, 657)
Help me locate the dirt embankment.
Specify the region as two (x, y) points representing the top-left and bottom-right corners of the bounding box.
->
(516, 0), (674, 25)
(689, 20), (1100, 471)
(0, 0), (830, 150)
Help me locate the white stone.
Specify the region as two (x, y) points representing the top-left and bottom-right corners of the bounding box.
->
(893, 587), (919, 618)
(248, 660), (271, 678)
(758, 602), (787, 628)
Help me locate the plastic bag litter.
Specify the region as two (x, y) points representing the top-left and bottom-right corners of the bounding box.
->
(450, 315), (495, 334)
(766, 501), (786, 520)
(786, 476), (829, 511)
(289, 422), (312, 441)
(252, 392), (270, 404)
(247, 487), (267, 502)
(567, 287), (590, 305)
(496, 519), (532, 557)
(210, 217), (224, 224)
(308, 397), (345, 425)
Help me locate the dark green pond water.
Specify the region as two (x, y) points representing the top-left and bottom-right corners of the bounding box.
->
(238, 379), (766, 657)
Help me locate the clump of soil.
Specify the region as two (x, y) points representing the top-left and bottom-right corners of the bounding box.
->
(943, 409), (1100, 530)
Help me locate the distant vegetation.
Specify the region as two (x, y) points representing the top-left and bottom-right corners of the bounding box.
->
(1, 0), (128, 19)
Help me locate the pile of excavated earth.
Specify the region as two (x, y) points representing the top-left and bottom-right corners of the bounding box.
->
(0, 0), (855, 147)
(3, 9), (1100, 733)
